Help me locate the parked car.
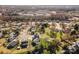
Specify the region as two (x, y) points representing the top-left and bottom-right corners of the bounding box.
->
(7, 41), (18, 49)
(20, 39), (28, 48)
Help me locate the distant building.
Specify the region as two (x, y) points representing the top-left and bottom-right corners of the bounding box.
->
(51, 11), (57, 15)
(69, 17), (79, 21)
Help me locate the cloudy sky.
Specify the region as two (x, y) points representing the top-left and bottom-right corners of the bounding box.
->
(0, 0), (79, 5)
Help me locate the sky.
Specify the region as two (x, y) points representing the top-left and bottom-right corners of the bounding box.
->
(0, 0), (79, 5)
